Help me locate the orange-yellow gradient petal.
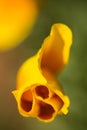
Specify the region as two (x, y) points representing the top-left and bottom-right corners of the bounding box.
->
(0, 0), (38, 51)
(40, 23), (72, 75)
(12, 23), (72, 122)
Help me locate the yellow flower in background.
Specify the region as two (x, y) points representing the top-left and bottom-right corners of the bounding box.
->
(0, 0), (38, 51)
(12, 23), (72, 122)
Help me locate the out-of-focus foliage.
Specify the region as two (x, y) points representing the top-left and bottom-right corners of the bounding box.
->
(0, 0), (87, 130)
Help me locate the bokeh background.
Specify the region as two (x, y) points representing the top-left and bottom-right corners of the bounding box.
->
(0, 0), (87, 129)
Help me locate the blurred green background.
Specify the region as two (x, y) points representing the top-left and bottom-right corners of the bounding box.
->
(0, 0), (87, 129)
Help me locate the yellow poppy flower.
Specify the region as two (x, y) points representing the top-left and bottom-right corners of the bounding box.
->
(12, 23), (72, 122)
(0, 0), (38, 51)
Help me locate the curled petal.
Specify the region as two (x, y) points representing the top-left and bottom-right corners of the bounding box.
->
(12, 87), (40, 117)
(40, 23), (72, 75)
(12, 82), (70, 122)
(12, 56), (70, 122)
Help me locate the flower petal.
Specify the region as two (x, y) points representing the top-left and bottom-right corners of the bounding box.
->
(40, 23), (72, 75)
(12, 23), (72, 122)
(12, 55), (70, 122)
(12, 82), (70, 122)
